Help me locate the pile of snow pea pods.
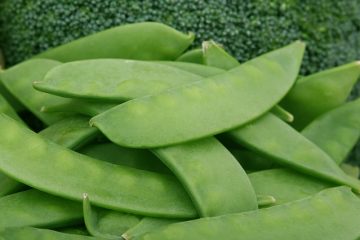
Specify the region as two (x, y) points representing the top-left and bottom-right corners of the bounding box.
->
(0, 22), (360, 239)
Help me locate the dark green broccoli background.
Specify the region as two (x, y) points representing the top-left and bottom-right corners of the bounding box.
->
(0, 0), (359, 164)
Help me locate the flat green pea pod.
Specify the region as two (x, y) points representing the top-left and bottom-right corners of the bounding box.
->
(42, 100), (117, 117)
(0, 189), (83, 229)
(122, 217), (179, 240)
(0, 116), (98, 197)
(0, 59), (73, 125)
(0, 93), (24, 123)
(153, 137), (258, 217)
(78, 143), (170, 174)
(137, 187), (360, 240)
(229, 149), (277, 172)
(0, 227), (101, 240)
(0, 114), (196, 218)
(340, 163), (359, 179)
(228, 113), (360, 192)
(248, 168), (334, 205)
(176, 48), (204, 64)
(34, 60), (203, 101)
(91, 41), (305, 148)
(301, 98), (360, 165)
(280, 61), (360, 130)
(155, 61), (225, 77)
(83, 194), (141, 239)
(202, 40), (239, 70)
(57, 226), (90, 236)
(34, 22), (194, 62)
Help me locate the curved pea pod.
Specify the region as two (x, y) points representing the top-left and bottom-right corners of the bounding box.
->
(0, 59), (73, 125)
(0, 93), (23, 123)
(83, 194), (140, 239)
(138, 187), (360, 240)
(248, 169), (334, 205)
(91, 41), (305, 148)
(176, 48), (204, 64)
(228, 113), (360, 192)
(0, 189), (83, 229)
(34, 22), (194, 62)
(152, 137), (258, 217)
(42, 100), (117, 117)
(281, 61), (360, 130)
(122, 217), (179, 240)
(155, 61), (225, 77)
(202, 40), (239, 70)
(79, 143), (170, 174)
(301, 98), (360, 165)
(0, 227), (100, 240)
(34, 59), (203, 101)
(0, 116), (98, 197)
(0, 114), (196, 218)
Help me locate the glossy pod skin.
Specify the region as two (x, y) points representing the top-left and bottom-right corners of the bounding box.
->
(228, 113), (360, 192)
(137, 187), (360, 240)
(0, 227), (101, 240)
(0, 114), (197, 218)
(281, 61), (360, 130)
(0, 189), (83, 229)
(153, 137), (258, 217)
(35, 22), (194, 62)
(302, 98), (360, 164)
(0, 59), (73, 125)
(83, 194), (140, 239)
(91, 41), (305, 148)
(175, 48), (204, 64)
(34, 60), (203, 101)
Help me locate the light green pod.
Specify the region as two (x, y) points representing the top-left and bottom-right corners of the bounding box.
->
(78, 143), (170, 174)
(281, 61), (360, 130)
(0, 59), (73, 125)
(0, 93), (24, 123)
(0, 114), (196, 218)
(35, 22), (194, 62)
(202, 40), (239, 70)
(0, 189), (83, 229)
(153, 137), (258, 217)
(42, 99), (117, 117)
(122, 217), (179, 240)
(340, 163), (359, 179)
(91, 41), (305, 148)
(137, 187), (360, 240)
(83, 194), (140, 239)
(248, 168), (334, 205)
(301, 98), (360, 165)
(34, 60), (203, 101)
(228, 113), (360, 192)
(176, 48), (204, 64)
(0, 227), (100, 240)
(155, 61), (225, 77)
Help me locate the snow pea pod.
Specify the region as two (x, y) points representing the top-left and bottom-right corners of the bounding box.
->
(79, 143), (170, 174)
(0, 59), (73, 125)
(0, 114), (196, 218)
(34, 60), (203, 101)
(281, 61), (360, 130)
(155, 61), (224, 77)
(35, 22), (194, 62)
(248, 169), (334, 205)
(228, 113), (360, 192)
(83, 194), (140, 239)
(0, 189), (83, 229)
(153, 137), (258, 217)
(301, 98), (360, 164)
(0, 93), (24, 123)
(202, 40), (239, 70)
(91, 41), (305, 148)
(0, 227), (100, 240)
(176, 48), (204, 64)
(137, 187), (360, 240)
